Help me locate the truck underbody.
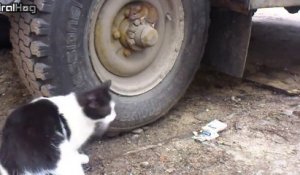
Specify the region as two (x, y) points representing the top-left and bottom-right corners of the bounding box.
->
(204, 0), (300, 78)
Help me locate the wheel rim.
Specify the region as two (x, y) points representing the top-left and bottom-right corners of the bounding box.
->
(89, 0), (184, 96)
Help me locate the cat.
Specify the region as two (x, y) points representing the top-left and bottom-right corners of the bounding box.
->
(0, 81), (116, 175)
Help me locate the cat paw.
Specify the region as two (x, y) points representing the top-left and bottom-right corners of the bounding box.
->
(79, 154), (89, 164)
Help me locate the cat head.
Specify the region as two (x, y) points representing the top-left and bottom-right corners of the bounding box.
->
(76, 81), (116, 122)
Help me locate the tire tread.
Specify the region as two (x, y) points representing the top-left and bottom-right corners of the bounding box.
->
(10, 0), (55, 97)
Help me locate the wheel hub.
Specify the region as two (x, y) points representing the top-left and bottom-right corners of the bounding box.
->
(112, 2), (159, 56)
(89, 0), (184, 96)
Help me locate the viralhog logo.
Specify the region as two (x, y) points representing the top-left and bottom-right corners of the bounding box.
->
(0, 2), (37, 14)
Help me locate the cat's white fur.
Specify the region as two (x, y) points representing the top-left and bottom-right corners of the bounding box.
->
(35, 93), (116, 150)
(0, 164), (8, 175)
(51, 140), (87, 175)
(0, 93), (116, 175)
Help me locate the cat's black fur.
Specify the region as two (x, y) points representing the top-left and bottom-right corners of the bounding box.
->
(0, 81), (115, 175)
(76, 82), (111, 120)
(0, 100), (64, 174)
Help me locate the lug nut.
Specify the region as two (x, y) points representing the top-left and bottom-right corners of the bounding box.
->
(112, 30), (121, 39)
(113, 2), (159, 52)
(133, 19), (141, 26)
(128, 31), (135, 39)
(124, 9), (130, 17)
(123, 49), (132, 57)
(134, 5), (142, 11)
(140, 26), (159, 47)
(127, 39), (135, 46)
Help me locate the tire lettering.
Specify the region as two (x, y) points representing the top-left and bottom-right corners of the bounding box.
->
(66, 0), (82, 63)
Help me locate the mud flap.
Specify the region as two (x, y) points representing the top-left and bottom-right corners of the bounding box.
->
(203, 8), (252, 78)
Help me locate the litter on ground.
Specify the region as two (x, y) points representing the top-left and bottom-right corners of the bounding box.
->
(192, 119), (227, 142)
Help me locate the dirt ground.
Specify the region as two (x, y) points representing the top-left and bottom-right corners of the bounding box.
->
(0, 8), (300, 175)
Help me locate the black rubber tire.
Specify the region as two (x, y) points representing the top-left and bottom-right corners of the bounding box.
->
(0, 15), (11, 48)
(10, 0), (210, 133)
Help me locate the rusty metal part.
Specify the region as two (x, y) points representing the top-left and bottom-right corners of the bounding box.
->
(126, 2), (159, 23)
(128, 22), (159, 48)
(139, 26), (158, 47)
(250, 0), (300, 9)
(89, 0), (184, 95)
(211, 0), (250, 14)
(113, 2), (159, 52)
(123, 49), (132, 57)
(212, 0), (300, 13)
(112, 29), (121, 39)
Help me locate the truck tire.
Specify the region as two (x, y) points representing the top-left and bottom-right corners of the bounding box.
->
(10, 0), (209, 133)
(0, 15), (11, 48)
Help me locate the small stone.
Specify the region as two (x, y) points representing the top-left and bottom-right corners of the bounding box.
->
(192, 131), (198, 136)
(126, 138), (132, 144)
(140, 161), (150, 168)
(132, 128), (144, 134)
(258, 103), (266, 107)
(143, 126), (150, 130)
(166, 168), (175, 173)
(169, 115), (177, 120)
(293, 111), (300, 117)
(231, 96), (241, 103)
(131, 134), (139, 140)
(234, 122), (242, 130)
(206, 109), (210, 112)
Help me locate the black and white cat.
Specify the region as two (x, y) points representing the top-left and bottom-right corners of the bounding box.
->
(0, 81), (116, 175)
